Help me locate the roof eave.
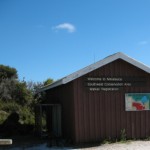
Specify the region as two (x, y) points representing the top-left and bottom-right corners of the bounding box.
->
(37, 79), (64, 92)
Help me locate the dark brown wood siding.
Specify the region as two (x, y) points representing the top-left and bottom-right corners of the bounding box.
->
(73, 59), (150, 143)
(45, 82), (75, 141)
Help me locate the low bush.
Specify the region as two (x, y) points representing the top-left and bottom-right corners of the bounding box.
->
(0, 110), (9, 124)
(0, 101), (21, 113)
(0, 100), (34, 125)
(19, 106), (34, 125)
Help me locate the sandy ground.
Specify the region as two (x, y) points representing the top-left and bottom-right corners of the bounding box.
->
(79, 141), (150, 150)
(13, 141), (150, 150)
(2, 139), (150, 149)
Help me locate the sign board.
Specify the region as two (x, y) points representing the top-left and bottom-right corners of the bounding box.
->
(125, 93), (150, 111)
(85, 77), (146, 91)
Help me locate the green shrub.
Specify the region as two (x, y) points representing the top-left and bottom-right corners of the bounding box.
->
(0, 100), (35, 125)
(120, 129), (126, 142)
(0, 101), (21, 113)
(19, 106), (35, 125)
(0, 110), (9, 124)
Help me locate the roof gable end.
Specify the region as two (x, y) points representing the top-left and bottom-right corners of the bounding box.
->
(39, 52), (150, 92)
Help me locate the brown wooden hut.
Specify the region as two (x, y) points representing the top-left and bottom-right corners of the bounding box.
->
(38, 52), (150, 143)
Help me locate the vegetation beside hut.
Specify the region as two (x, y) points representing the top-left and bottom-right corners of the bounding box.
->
(0, 64), (53, 136)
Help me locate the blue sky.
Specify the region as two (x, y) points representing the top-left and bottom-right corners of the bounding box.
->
(0, 0), (150, 82)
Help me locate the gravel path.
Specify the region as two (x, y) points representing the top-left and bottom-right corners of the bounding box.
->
(79, 141), (150, 150)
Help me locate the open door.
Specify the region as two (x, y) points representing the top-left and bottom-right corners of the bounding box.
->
(35, 104), (62, 138)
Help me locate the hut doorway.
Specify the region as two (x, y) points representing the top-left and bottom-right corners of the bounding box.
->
(35, 104), (61, 138)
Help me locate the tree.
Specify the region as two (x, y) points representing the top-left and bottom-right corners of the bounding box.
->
(0, 78), (16, 101)
(0, 64), (54, 125)
(43, 78), (54, 86)
(26, 81), (43, 94)
(0, 65), (33, 106)
(12, 81), (33, 106)
(0, 65), (18, 80)
(26, 79), (51, 104)
(26, 78), (54, 104)
(0, 65), (18, 100)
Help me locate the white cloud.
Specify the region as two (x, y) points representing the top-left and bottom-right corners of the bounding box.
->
(138, 41), (148, 45)
(53, 23), (76, 33)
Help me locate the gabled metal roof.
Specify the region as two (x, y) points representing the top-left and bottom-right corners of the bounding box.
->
(39, 52), (150, 92)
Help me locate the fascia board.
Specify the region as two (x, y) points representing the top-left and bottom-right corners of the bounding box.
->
(119, 53), (150, 74)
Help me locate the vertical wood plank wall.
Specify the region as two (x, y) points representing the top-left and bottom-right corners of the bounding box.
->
(73, 59), (150, 143)
(46, 82), (76, 141)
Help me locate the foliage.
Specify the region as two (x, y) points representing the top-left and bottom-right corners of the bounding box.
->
(19, 106), (35, 125)
(0, 100), (20, 124)
(102, 129), (127, 144)
(0, 100), (34, 125)
(12, 81), (33, 106)
(0, 78), (16, 100)
(0, 64), (53, 126)
(0, 100), (21, 113)
(120, 129), (126, 142)
(26, 81), (43, 94)
(0, 79), (33, 106)
(26, 80), (45, 105)
(43, 78), (54, 86)
(0, 110), (9, 124)
(102, 137), (112, 144)
(0, 64), (18, 79)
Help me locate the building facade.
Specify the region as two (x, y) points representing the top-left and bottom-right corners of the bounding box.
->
(39, 52), (150, 143)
